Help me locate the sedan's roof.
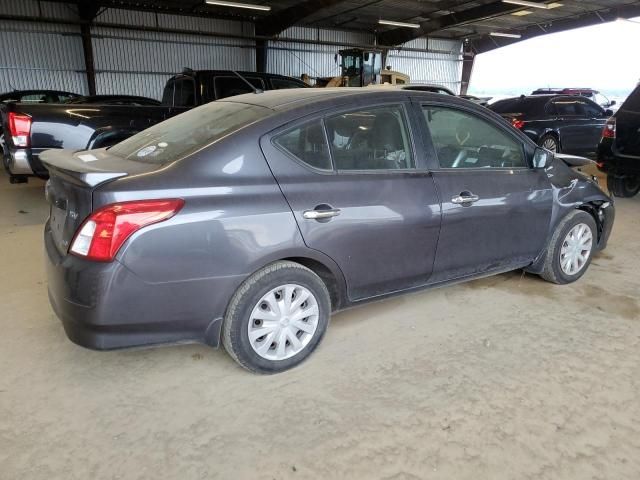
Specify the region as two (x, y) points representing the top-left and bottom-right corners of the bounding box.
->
(218, 87), (457, 112)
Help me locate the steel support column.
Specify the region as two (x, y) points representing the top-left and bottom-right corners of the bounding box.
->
(80, 23), (96, 95)
(460, 48), (475, 95)
(78, 1), (99, 95)
(256, 39), (267, 73)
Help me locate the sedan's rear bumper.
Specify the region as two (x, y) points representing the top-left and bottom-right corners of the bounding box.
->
(45, 222), (228, 350)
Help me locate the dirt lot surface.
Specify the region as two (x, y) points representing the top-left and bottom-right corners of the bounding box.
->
(1, 169), (639, 479)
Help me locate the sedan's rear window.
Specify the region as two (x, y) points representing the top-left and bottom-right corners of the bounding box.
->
(109, 102), (271, 164)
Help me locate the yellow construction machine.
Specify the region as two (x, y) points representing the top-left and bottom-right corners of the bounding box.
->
(309, 48), (409, 88)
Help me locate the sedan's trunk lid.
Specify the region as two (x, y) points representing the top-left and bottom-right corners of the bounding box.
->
(41, 148), (160, 255)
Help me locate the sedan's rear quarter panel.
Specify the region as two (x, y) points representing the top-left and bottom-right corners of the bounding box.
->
(92, 131), (333, 324)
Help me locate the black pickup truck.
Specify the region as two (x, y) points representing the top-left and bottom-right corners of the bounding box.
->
(1, 70), (307, 183)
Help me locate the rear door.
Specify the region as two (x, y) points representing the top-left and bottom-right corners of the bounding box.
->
(551, 97), (600, 154)
(578, 98), (609, 155)
(260, 102), (442, 300)
(417, 102), (553, 282)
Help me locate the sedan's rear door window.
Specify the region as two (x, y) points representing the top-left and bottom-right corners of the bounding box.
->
(324, 105), (414, 171)
(273, 120), (331, 171)
(423, 106), (526, 169)
(552, 98), (586, 117)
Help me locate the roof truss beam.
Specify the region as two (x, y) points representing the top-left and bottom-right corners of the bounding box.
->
(377, 0), (549, 46)
(470, 3), (640, 53)
(255, 0), (348, 37)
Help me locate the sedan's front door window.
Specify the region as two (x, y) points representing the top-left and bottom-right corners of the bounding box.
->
(581, 99), (604, 118)
(423, 107), (527, 169)
(324, 105), (414, 171)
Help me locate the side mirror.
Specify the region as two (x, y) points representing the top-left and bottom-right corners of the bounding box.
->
(610, 100), (616, 106)
(604, 108), (614, 116)
(533, 147), (553, 169)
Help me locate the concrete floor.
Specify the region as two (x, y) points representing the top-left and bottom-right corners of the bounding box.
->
(1, 168), (639, 480)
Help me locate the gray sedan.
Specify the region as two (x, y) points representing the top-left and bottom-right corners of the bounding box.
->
(42, 88), (615, 373)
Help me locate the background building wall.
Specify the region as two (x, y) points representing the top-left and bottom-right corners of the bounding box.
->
(0, 1), (87, 95)
(0, 0), (463, 98)
(91, 9), (256, 99)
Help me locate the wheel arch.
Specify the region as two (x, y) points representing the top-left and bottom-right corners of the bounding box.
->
(280, 256), (346, 311)
(87, 128), (139, 149)
(576, 201), (608, 245)
(243, 249), (348, 312)
(526, 202), (605, 275)
(539, 129), (561, 150)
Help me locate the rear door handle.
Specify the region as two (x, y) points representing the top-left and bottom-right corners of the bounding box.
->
(451, 194), (480, 205)
(303, 208), (341, 220)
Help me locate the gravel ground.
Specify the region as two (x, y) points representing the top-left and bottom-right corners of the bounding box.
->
(1, 169), (639, 480)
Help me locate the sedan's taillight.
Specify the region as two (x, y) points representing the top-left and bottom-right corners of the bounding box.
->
(8, 112), (32, 147)
(70, 199), (185, 262)
(511, 118), (525, 130)
(602, 117), (616, 139)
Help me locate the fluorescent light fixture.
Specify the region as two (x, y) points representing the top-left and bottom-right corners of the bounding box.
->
(511, 10), (533, 16)
(502, 0), (562, 9)
(490, 32), (522, 38)
(378, 19), (421, 29)
(205, 0), (271, 11)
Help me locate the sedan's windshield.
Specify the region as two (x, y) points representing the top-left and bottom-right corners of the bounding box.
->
(109, 101), (272, 164)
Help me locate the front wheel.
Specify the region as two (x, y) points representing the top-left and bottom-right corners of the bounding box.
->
(539, 133), (560, 153)
(607, 174), (640, 198)
(222, 261), (331, 374)
(540, 210), (597, 285)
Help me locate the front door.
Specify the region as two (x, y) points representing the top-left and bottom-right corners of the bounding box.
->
(260, 103), (441, 300)
(552, 97), (604, 154)
(418, 103), (553, 282)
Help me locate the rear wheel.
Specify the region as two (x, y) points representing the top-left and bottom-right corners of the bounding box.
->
(607, 174), (640, 198)
(540, 210), (597, 285)
(222, 261), (331, 374)
(539, 133), (560, 153)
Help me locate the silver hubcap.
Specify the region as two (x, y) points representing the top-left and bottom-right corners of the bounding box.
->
(560, 223), (593, 276)
(542, 137), (557, 152)
(248, 284), (319, 361)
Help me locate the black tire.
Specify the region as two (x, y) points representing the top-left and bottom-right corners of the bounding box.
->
(540, 210), (597, 285)
(606, 174), (640, 198)
(539, 133), (560, 153)
(222, 261), (331, 374)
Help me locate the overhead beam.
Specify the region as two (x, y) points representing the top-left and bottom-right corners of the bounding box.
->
(377, 0), (548, 46)
(470, 4), (640, 54)
(255, 0), (348, 37)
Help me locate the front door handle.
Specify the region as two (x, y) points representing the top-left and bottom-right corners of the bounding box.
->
(303, 208), (341, 220)
(451, 193), (480, 205)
